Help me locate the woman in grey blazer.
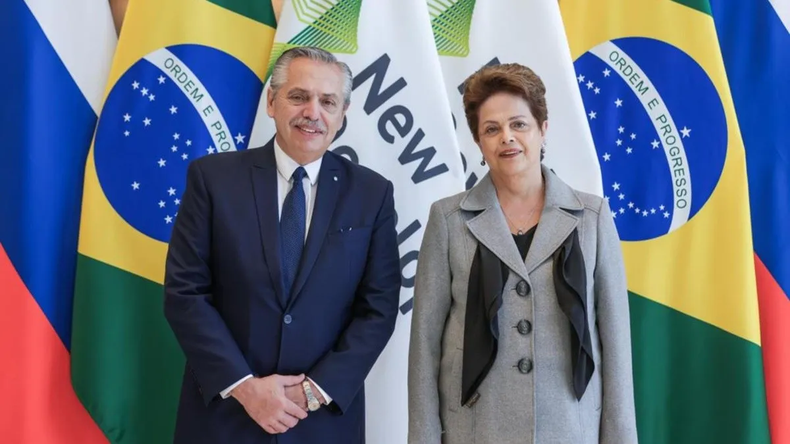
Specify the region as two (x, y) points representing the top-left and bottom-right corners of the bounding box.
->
(408, 63), (638, 443)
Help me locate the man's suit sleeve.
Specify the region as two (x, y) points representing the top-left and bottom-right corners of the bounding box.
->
(307, 180), (401, 414)
(164, 160), (253, 406)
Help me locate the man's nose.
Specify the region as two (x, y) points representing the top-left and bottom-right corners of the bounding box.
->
(302, 98), (321, 120)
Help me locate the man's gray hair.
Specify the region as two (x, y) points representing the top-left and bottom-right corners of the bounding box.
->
(270, 46), (353, 106)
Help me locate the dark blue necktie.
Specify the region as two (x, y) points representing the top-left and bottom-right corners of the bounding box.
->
(280, 167), (307, 301)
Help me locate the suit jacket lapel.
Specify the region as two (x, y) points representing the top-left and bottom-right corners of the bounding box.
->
(462, 165), (585, 279)
(462, 175), (530, 282)
(524, 165), (583, 273)
(250, 141), (287, 308)
(287, 153), (341, 309)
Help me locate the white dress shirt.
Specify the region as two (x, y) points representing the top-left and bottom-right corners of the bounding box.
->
(219, 140), (332, 404)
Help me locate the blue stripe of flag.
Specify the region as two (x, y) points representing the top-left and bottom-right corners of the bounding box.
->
(0, 0), (98, 349)
(710, 0), (790, 299)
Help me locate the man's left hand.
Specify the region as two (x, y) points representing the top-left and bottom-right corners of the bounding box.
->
(284, 384), (308, 411)
(284, 380), (327, 410)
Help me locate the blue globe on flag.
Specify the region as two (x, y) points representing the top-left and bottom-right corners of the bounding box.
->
(94, 44), (263, 243)
(573, 37), (728, 242)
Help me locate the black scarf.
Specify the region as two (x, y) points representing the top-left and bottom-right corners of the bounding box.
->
(461, 228), (594, 406)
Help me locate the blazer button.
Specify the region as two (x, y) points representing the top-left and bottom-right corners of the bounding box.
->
(517, 319), (532, 335)
(283, 314), (292, 324)
(517, 358), (533, 374)
(516, 280), (530, 297)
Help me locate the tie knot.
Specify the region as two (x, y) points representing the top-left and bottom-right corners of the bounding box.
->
(292, 166), (307, 182)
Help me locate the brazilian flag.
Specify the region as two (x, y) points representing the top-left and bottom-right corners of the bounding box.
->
(560, 1), (770, 443)
(70, 1), (277, 442)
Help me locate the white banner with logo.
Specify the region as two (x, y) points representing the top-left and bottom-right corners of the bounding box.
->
(429, 0), (603, 196)
(249, 1), (465, 443)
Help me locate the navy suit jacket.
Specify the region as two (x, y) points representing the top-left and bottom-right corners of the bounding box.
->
(163, 141), (401, 444)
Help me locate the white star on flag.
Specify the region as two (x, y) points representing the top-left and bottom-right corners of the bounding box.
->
(207, 147), (215, 154)
(588, 111), (597, 119)
(169, 106), (178, 114)
(158, 158), (166, 167)
(616, 139), (623, 146)
(628, 202), (634, 208)
(124, 131), (130, 137)
(186, 140), (192, 147)
(586, 81), (594, 89)
(681, 126), (692, 138)
(159, 200), (165, 208)
(618, 126), (625, 133)
(148, 94), (156, 102)
(158, 76), (166, 84)
(612, 182), (621, 190)
(171, 145), (178, 152)
(165, 216), (173, 224)
(603, 68), (611, 77)
(642, 210), (648, 217)
(652, 139), (660, 149)
(174, 198), (181, 205)
(143, 117), (151, 126)
(651, 208), (656, 214)
(630, 133), (636, 140)
(235, 133), (246, 144)
(626, 147), (633, 154)
(603, 153), (611, 161)
(132, 181), (140, 190)
(141, 87), (148, 96)
(664, 212), (670, 218)
(619, 208), (625, 214)
(173, 133), (180, 140)
(594, 87), (600, 94)
(123, 113), (131, 122)
(577, 74), (585, 83)
(182, 153), (188, 160)
(168, 187), (176, 196)
(132, 81), (139, 89)
(660, 205), (665, 210)
(619, 193), (625, 200)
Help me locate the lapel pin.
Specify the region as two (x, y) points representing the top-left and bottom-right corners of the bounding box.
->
(333, 176), (338, 181)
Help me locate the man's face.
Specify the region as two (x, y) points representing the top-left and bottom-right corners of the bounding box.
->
(266, 58), (347, 164)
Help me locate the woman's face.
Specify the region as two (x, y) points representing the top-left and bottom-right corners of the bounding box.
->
(476, 92), (547, 181)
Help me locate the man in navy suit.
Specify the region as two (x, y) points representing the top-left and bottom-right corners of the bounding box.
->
(163, 46), (401, 444)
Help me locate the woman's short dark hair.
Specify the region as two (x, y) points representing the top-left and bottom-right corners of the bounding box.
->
(462, 63), (548, 143)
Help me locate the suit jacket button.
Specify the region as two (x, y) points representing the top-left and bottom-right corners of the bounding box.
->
(283, 314), (292, 324)
(516, 280), (530, 297)
(517, 358), (533, 374)
(517, 319), (532, 335)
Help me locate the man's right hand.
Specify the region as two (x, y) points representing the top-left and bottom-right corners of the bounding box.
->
(231, 374), (309, 434)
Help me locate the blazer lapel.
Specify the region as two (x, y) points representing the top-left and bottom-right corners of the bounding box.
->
(250, 142), (287, 308)
(287, 153), (341, 308)
(462, 175), (530, 282)
(462, 165), (585, 279)
(524, 165), (584, 273)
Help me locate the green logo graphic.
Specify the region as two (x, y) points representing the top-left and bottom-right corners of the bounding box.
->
(267, 0), (363, 79)
(428, 0), (476, 57)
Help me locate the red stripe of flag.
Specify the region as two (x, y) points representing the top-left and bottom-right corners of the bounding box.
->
(0, 244), (107, 443)
(755, 253), (790, 443)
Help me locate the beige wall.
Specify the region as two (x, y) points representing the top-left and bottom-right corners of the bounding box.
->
(109, 0), (284, 34)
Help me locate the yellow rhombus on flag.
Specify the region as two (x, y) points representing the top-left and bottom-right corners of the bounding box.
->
(560, 0), (769, 443)
(70, 1), (277, 443)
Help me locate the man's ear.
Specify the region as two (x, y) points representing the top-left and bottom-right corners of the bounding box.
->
(266, 87), (276, 118)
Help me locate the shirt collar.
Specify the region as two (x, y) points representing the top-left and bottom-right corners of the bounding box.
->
(273, 138), (322, 185)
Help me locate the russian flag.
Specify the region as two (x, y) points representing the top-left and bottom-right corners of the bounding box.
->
(0, 0), (115, 441)
(709, 0), (790, 442)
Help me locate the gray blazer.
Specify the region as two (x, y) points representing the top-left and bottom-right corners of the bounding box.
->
(408, 165), (638, 443)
